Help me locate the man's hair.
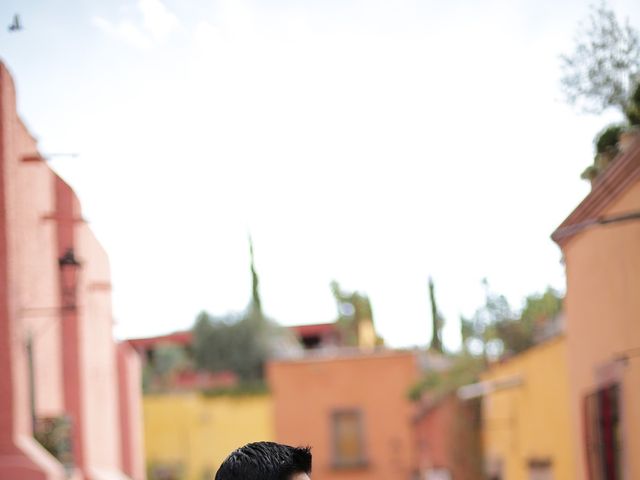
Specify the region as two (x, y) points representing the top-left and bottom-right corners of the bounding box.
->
(214, 441), (312, 480)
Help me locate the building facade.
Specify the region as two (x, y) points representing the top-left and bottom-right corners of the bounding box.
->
(143, 393), (273, 480)
(268, 350), (420, 480)
(413, 393), (482, 480)
(479, 336), (575, 480)
(0, 62), (144, 480)
(552, 136), (640, 480)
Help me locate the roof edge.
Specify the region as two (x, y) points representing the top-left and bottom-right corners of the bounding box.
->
(552, 139), (640, 247)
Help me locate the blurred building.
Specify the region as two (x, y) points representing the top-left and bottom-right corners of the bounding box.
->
(268, 350), (420, 480)
(413, 393), (482, 480)
(475, 336), (575, 480)
(552, 134), (640, 480)
(126, 322), (342, 392)
(143, 392), (273, 480)
(288, 322), (342, 350)
(0, 62), (144, 480)
(127, 332), (239, 392)
(127, 322), (341, 360)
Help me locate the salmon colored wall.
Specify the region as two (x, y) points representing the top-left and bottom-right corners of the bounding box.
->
(13, 129), (63, 418)
(268, 351), (420, 480)
(480, 337), (575, 480)
(414, 395), (482, 480)
(563, 181), (640, 480)
(0, 60), (145, 480)
(143, 393), (274, 480)
(76, 222), (124, 478)
(415, 398), (453, 473)
(0, 61), (66, 480)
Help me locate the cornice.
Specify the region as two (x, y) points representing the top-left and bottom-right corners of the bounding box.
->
(552, 138), (640, 247)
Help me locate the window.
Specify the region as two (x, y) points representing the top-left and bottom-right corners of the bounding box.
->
(331, 409), (367, 468)
(584, 383), (622, 480)
(528, 459), (553, 480)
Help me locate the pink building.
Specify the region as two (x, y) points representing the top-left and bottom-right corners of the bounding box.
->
(0, 62), (145, 480)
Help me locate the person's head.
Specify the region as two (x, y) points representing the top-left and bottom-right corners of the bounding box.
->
(214, 441), (312, 480)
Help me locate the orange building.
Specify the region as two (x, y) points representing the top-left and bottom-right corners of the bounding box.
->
(0, 62), (144, 480)
(552, 135), (640, 479)
(268, 350), (420, 480)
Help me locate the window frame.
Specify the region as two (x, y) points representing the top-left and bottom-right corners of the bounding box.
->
(330, 408), (369, 469)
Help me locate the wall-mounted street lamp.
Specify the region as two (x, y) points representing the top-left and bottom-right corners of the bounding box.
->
(22, 249), (80, 438)
(58, 248), (81, 311)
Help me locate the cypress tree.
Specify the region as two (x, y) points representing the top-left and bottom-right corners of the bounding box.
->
(429, 277), (444, 353)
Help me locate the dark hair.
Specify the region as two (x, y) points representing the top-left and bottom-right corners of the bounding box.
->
(214, 442), (312, 480)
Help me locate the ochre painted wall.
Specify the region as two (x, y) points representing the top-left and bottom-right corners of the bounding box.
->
(268, 351), (420, 480)
(143, 393), (274, 480)
(481, 336), (575, 480)
(562, 180), (640, 480)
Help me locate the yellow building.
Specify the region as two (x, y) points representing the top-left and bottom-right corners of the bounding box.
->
(480, 336), (575, 480)
(143, 393), (274, 480)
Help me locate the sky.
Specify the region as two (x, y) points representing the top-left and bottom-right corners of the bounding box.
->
(1, 0), (638, 348)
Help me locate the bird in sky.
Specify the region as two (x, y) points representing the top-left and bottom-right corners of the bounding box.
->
(8, 14), (22, 32)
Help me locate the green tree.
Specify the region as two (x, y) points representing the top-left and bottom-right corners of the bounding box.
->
(192, 311), (284, 382)
(330, 281), (377, 346)
(625, 83), (640, 124)
(461, 283), (563, 360)
(191, 237), (295, 382)
(560, 2), (640, 114)
(428, 277), (444, 353)
(142, 343), (191, 392)
(460, 281), (509, 362)
(247, 235), (263, 320)
(520, 287), (563, 338)
(154, 344), (189, 377)
(409, 352), (485, 401)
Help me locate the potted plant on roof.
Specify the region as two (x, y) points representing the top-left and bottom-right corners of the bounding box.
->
(580, 123), (626, 187)
(619, 83), (640, 152)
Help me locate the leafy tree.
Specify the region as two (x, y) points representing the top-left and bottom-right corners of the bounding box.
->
(461, 283), (563, 360)
(560, 2), (640, 114)
(520, 287), (563, 341)
(408, 352), (485, 401)
(625, 82), (640, 124)
(460, 280), (509, 362)
(141, 343), (191, 392)
(413, 286), (563, 404)
(520, 288), (562, 324)
(330, 281), (377, 347)
(428, 277), (444, 353)
(191, 238), (297, 382)
(192, 311), (286, 382)
(154, 344), (190, 377)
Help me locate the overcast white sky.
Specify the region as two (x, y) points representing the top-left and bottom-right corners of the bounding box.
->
(1, 0), (638, 348)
